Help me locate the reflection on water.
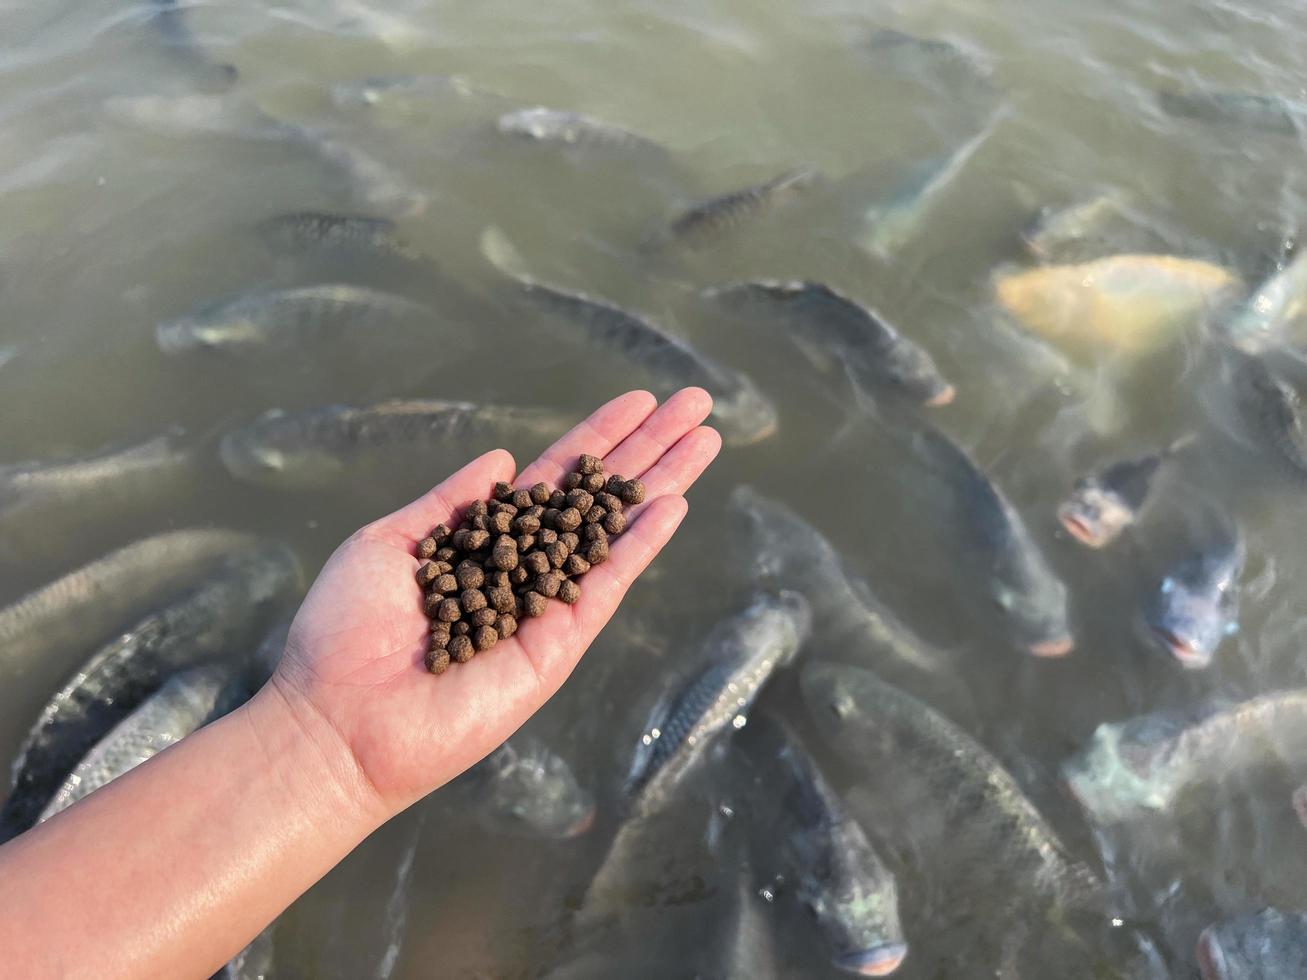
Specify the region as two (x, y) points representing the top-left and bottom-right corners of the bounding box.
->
(6, 0), (1307, 975)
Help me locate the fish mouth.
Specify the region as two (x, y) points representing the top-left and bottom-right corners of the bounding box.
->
(1028, 634), (1075, 658)
(1195, 926), (1227, 980)
(835, 943), (909, 976)
(924, 384), (956, 407)
(1058, 510), (1106, 548)
(1150, 626), (1210, 669)
(563, 805), (597, 838)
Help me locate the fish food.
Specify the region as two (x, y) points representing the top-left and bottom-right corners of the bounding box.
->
(417, 455), (640, 674)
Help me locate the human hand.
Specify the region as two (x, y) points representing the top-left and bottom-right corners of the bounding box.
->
(268, 388), (721, 822)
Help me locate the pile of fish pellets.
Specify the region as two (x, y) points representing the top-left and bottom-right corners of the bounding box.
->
(415, 454), (643, 674)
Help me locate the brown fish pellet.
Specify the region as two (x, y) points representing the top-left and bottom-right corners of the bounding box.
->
(538, 528), (558, 546)
(603, 510), (627, 535)
(434, 573), (458, 595)
(467, 499), (488, 520)
(516, 533), (536, 553)
(474, 625), (498, 652)
(473, 607), (498, 628)
(465, 529), (491, 551)
(511, 513), (542, 535)
(462, 588), (488, 614)
(595, 492), (622, 514)
(489, 587), (516, 614)
(583, 538), (609, 565)
(510, 566), (529, 586)
(431, 523), (452, 542)
(523, 591), (548, 618)
(564, 554), (591, 576)
(429, 630), (449, 651)
(456, 562), (485, 591)
(562, 472), (583, 491)
(489, 511), (513, 535)
(417, 537), (438, 560)
(449, 635), (475, 663)
(584, 505), (606, 526)
(424, 592), (445, 618)
(560, 532), (580, 552)
(524, 551), (550, 576)
(437, 597), (462, 622)
(530, 482), (551, 505)
(496, 614), (518, 639)
(548, 489), (567, 509)
(537, 570), (564, 598)
(435, 546), (457, 563)
(450, 529), (471, 551)
(426, 648), (452, 675)
(492, 535), (519, 571)
(453, 621), (471, 636)
(545, 541), (568, 568)
(542, 507), (562, 529)
(558, 579), (581, 605)
(578, 453), (602, 475)
(494, 481), (514, 502)
(416, 561), (440, 587)
(556, 507), (582, 532)
(470, 513), (489, 532)
(582, 523), (606, 543)
(565, 489), (594, 514)
(432, 560), (453, 575)
(621, 479), (646, 506)
(583, 473), (606, 494)
(511, 489), (533, 509)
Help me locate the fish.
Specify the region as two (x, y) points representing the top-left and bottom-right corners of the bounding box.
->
(38, 663), (243, 822)
(754, 716), (906, 977)
(703, 280), (954, 407)
(102, 93), (290, 140)
(481, 227), (778, 446)
(308, 134), (430, 218)
(0, 529), (262, 683)
(727, 486), (944, 674)
(1, 542), (301, 840)
(255, 212), (419, 262)
(902, 420), (1072, 656)
(1062, 690), (1307, 826)
(1198, 909), (1307, 980)
(331, 73), (485, 111)
(1158, 88), (1307, 135)
(496, 107), (666, 158)
(802, 662), (1101, 910)
(1143, 523), (1244, 668)
(1230, 352), (1307, 477)
(659, 168), (819, 250)
(1057, 434), (1194, 547)
(1221, 250), (1307, 355)
(147, 0), (239, 91)
(995, 254), (1240, 357)
(214, 924), (276, 980)
(1023, 191), (1178, 265)
(219, 399), (570, 490)
(155, 284), (430, 356)
(458, 735), (595, 839)
(865, 29), (993, 90)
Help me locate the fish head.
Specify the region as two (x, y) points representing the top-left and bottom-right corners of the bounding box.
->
(800, 864), (907, 976)
(992, 577), (1074, 657)
(1061, 718), (1182, 825)
(1057, 479), (1134, 548)
(711, 379), (780, 447)
(1144, 561), (1240, 669)
(476, 737), (595, 839)
(882, 342), (954, 407)
(1198, 910), (1307, 980)
(219, 412), (344, 489)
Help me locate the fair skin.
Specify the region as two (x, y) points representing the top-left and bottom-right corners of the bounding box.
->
(0, 388), (721, 980)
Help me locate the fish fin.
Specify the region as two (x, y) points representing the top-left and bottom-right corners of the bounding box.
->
(479, 225), (533, 283)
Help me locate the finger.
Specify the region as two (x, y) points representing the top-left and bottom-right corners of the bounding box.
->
(599, 387), (713, 482)
(515, 390), (658, 490)
(622, 425), (721, 522)
(375, 448), (517, 544)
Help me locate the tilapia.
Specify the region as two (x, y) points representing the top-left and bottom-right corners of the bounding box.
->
(481, 227), (778, 446)
(38, 663), (242, 822)
(802, 662), (1100, 910)
(1062, 690), (1307, 826)
(902, 421), (1072, 656)
(727, 486), (944, 674)
(1222, 250), (1307, 355)
(0, 529), (261, 682)
(219, 399), (570, 490)
(458, 735), (595, 839)
(996, 254), (1240, 357)
(1158, 88), (1307, 135)
(496, 107), (666, 158)
(155, 284), (429, 356)
(1023, 191), (1177, 265)
(756, 717), (906, 977)
(703, 280), (954, 407)
(1143, 523), (1244, 669)
(1230, 352), (1307, 476)
(659, 168), (819, 249)
(255, 212), (419, 262)
(1198, 909), (1307, 980)
(1, 542), (301, 840)
(1058, 435), (1194, 548)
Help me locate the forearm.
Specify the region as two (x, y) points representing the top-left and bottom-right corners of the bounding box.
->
(0, 681), (385, 980)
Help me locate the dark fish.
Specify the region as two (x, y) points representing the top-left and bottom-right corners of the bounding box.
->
(459, 735), (595, 839)
(1058, 435), (1194, 548)
(1198, 909), (1307, 980)
(728, 486), (944, 674)
(802, 662), (1100, 910)
(255, 212), (419, 262)
(757, 717), (906, 977)
(902, 421), (1072, 655)
(661, 168), (819, 249)
(1, 543), (301, 840)
(496, 107), (667, 158)
(38, 663), (243, 822)
(1158, 88), (1306, 135)
(1143, 523), (1243, 668)
(1231, 352), (1307, 477)
(155, 284), (429, 356)
(1063, 692), (1307, 826)
(704, 280), (954, 407)
(481, 228), (778, 446)
(219, 399), (570, 490)
(148, 0), (239, 91)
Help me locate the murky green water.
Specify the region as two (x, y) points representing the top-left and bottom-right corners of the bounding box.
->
(7, 0), (1307, 976)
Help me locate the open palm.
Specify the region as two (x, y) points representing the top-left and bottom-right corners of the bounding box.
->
(271, 389), (720, 817)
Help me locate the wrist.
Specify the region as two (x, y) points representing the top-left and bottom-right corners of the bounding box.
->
(238, 678), (393, 838)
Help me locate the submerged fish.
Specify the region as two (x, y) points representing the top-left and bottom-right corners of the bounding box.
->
(1023, 191), (1177, 265)
(38, 663), (242, 822)
(496, 107), (665, 157)
(481, 227), (778, 446)
(1, 542), (301, 840)
(308, 134), (430, 218)
(1058, 435), (1194, 548)
(1230, 352), (1307, 477)
(155, 284), (429, 356)
(147, 0), (239, 91)
(660, 168), (819, 249)
(996, 254), (1239, 356)
(0, 529), (261, 682)
(704, 280), (954, 407)
(904, 421), (1072, 656)
(1062, 690), (1307, 825)
(1222, 251), (1307, 355)
(1143, 524), (1244, 669)
(220, 399), (569, 490)
(255, 211), (418, 262)
(1158, 88), (1306, 135)
(1198, 909), (1307, 980)
(459, 735), (595, 839)
(728, 486), (944, 674)
(757, 717), (906, 977)
(802, 662), (1100, 909)
(865, 28), (993, 90)
(332, 73), (484, 110)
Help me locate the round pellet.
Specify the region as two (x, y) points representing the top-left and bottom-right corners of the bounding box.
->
(558, 579), (581, 605)
(497, 614), (518, 639)
(620, 479), (646, 505)
(523, 591), (548, 618)
(425, 648), (452, 675)
(437, 597), (462, 622)
(603, 510), (627, 535)
(461, 588), (488, 614)
(449, 635), (475, 663)
(417, 537), (438, 560)
(474, 625), (499, 652)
